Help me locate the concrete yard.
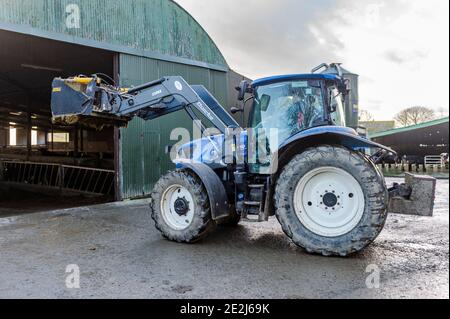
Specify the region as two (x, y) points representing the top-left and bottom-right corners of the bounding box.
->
(0, 178), (448, 299)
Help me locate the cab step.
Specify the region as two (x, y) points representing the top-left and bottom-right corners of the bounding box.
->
(248, 184), (265, 189)
(244, 201), (261, 206)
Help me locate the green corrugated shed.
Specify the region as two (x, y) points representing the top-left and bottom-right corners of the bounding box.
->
(0, 0), (227, 70)
(0, 0), (233, 199)
(119, 54), (229, 198)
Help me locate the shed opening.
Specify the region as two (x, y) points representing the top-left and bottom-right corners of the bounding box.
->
(0, 30), (117, 215)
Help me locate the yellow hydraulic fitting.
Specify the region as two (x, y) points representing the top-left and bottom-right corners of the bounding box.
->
(72, 77), (94, 85)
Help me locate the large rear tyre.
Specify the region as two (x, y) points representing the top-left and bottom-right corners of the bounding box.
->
(150, 170), (216, 243)
(274, 145), (388, 256)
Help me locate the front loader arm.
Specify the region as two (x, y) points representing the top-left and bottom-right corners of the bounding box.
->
(51, 75), (239, 133)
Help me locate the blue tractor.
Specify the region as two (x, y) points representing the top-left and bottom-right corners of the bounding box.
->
(50, 63), (420, 256)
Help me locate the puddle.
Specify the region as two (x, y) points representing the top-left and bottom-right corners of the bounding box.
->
(390, 242), (439, 251)
(0, 217), (17, 227)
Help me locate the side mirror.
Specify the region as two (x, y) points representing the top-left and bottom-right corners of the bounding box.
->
(236, 80), (249, 101)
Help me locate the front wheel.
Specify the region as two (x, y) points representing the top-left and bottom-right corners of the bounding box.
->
(150, 170), (216, 243)
(275, 145), (388, 256)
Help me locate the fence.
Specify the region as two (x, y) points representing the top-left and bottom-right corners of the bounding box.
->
(0, 160), (115, 196)
(424, 155), (446, 166)
(377, 162), (449, 178)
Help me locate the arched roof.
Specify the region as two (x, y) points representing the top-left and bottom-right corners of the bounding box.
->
(0, 0), (228, 70)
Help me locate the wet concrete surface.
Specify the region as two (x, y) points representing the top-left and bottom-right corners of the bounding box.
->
(0, 178), (448, 299)
(0, 183), (110, 218)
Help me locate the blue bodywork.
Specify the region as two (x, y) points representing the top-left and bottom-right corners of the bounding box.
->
(175, 73), (394, 171)
(252, 73), (340, 87)
(279, 125), (393, 152)
(175, 125), (394, 170)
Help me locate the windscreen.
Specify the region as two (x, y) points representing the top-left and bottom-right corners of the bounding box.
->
(250, 80), (326, 143)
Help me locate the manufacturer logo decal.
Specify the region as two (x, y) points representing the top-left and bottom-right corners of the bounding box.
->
(174, 81), (183, 91)
(196, 102), (214, 121)
(152, 89), (162, 97)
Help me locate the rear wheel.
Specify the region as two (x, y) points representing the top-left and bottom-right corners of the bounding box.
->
(150, 170), (216, 243)
(275, 145), (388, 256)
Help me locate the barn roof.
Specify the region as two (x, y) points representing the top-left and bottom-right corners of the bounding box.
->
(0, 0), (228, 71)
(369, 117), (449, 139)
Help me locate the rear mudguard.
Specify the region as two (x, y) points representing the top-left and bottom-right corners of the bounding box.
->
(280, 126), (394, 154)
(271, 126), (395, 174)
(175, 161), (230, 221)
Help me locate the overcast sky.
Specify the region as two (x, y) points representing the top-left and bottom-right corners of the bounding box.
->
(175, 0), (449, 120)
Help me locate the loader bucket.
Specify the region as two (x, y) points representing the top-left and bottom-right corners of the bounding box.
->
(51, 77), (97, 117)
(389, 173), (437, 217)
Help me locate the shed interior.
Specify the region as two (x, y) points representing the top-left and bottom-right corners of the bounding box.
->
(0, 30), (117, 212)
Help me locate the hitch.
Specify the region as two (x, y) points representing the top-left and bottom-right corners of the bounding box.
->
(388, 173), (437, 217)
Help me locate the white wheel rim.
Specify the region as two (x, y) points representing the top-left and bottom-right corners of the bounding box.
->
(293, 167), (365, 237)
(160, 184), (195, 231)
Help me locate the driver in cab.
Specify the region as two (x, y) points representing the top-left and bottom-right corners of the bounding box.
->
(286, 87), (322, 136)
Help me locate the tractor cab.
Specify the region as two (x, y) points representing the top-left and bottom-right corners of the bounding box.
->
(247, 74), (348, 142)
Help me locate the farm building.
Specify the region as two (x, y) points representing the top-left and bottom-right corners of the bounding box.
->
(0, 0), (248, 201)
(360, 121), (396, 135)
(369, 117), (449, 164)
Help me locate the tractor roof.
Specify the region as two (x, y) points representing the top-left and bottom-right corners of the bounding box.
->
(252, 73), (340, 87)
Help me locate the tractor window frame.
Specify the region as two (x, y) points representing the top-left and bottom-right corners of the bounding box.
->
(248, 80), (329, 138)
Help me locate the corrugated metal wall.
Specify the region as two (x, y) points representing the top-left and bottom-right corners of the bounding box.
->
(0, 0), (226, 67)
(0, 0), (239, 199)
(119, 54), (228, 199)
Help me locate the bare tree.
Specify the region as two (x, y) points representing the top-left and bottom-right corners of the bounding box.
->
(394, 109), (410, 127)
(359, 109), (374, 122)
(394, 106), (436, 127)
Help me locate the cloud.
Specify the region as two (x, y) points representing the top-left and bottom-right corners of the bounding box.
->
(384, 49), (429, 65)
(175, 0), (449, 120)
(176, 0), (344, 78)
(384, 50), (406, 64)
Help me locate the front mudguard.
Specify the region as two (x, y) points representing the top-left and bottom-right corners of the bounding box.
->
(175, 161), (231, 221)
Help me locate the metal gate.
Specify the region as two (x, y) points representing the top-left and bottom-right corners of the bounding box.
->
(0, 161), (115, 196)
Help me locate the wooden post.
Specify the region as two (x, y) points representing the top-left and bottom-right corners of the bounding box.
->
(0, 160), (4, 181)
(26, 104), (32, 161)
(51, 125), (54, 151)
(80, 127), (84, 153)
(74, 125), (79, 161)
(113, 52), (122, 201)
